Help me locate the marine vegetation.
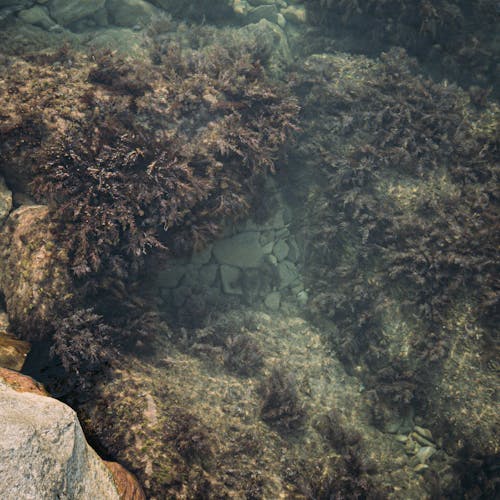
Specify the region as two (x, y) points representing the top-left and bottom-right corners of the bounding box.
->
(305, 0), (499, 95)
(259, 366), (306, 432)
(294, 47), (499, 486)
(0, 32), (298, 381)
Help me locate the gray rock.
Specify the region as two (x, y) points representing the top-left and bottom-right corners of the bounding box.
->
(287, 237), (300, 263)
(182, 265), (201, 288)
(0, 378), (120, 499)
(264, 291), (280, 310)
(247, 4), (278, 24)
(262, 241), (274, 254)
(275, 226), (289, 239)
(106, 0), (157, 27)
(220, 265), (242, 295)
(272, 239), (289, 261)
(296, 290), (308, 306)
(157, 265), (186, 289)
(48, 0), (105, 26)
(213, 231), (264, 268)
(416, 446), (437, 464)
(259, 230), (275, 246)
(198, 264), (218, 288)
(191, 244), (212, 265)
(281, 4), (306, 24)
(277, 260), (299, 289)
(0, 177), (12, 226)
(265, 253), (278, 266)
(18, 4), (55, 29)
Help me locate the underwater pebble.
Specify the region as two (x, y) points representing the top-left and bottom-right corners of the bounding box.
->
(395, 434), (408, 443)
(278, 260), (299, 289)
(265, 254), (278, 266)
(287, 237), (300, 263)
(414, 425), (433, 441)
(259, 230), (275, 246)
(273, 239), (289, 261)
(296, 290), (308, 306)
(220, 265), (243, 295)
(405, 437), (419, 455)
(413, 463), (429, 474)
(411, 431), (434, 447)
(264, 291), (281, 311)
(416, 446), (437, 464)
(262, 241), (274, 254)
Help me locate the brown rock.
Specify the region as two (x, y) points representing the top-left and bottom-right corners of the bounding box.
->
(0, 334), (30, 371)
(0, 367), (48, 396)
(0, 205), (72, 339)
(105, 461), (146, 500)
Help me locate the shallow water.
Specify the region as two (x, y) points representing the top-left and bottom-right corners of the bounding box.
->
(0, 1), (499, 498)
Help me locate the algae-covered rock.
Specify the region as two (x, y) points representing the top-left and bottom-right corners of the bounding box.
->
(18, 4), (55, 29)
(48, 0), (105, 26)
(0, 205), (71, 339)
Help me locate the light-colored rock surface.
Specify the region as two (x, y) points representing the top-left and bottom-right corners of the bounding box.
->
(0, 176), (12, 226)
(48, 0), (105, 26)
(0, 372), (120, 500)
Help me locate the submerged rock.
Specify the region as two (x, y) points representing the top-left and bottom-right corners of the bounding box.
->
(0, 370), (121, 499)
(0, 205), (72, 338)
(213, 231), (264, 268)
(48, 0), (105, 26)
(106, 0), (158, 27)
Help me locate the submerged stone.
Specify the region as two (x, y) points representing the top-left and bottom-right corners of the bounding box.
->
(106, 0), (157, 27)
(220, 264), (243, 294)
(213, 232), (264, 268)
(48, 0), (105, 26)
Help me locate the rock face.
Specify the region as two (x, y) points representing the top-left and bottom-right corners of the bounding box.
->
(0, 371), (121, 500)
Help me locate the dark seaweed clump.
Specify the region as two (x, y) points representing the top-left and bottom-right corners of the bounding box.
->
(295, 47), (498, 419)
(294, 410), (387, 498)
(259, 367), (306, 432)
(0, 37), (298, 382)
